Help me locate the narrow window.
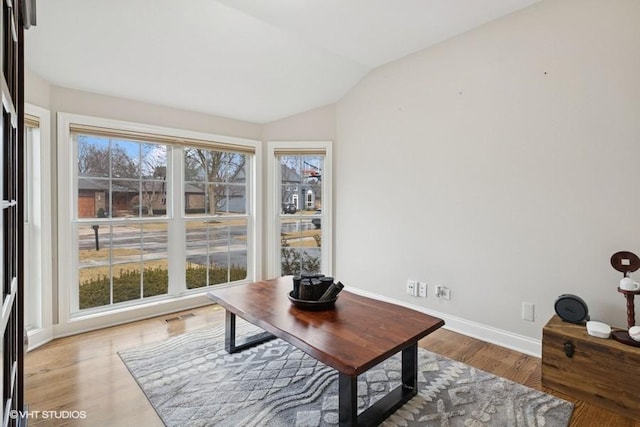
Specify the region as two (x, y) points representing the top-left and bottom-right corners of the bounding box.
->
(267, 142), (332, 278)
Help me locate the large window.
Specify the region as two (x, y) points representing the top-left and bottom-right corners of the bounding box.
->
(267, 142), (332, 278)
(58, 113), (259, 321)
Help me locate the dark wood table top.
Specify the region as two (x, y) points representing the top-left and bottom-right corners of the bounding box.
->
(208, 276), (445, 376)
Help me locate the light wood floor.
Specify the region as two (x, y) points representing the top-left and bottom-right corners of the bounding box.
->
(25, 305), (639, 426)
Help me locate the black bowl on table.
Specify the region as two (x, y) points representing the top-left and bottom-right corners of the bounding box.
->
(288, 291), (337, 311)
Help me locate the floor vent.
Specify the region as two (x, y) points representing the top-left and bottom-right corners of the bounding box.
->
(164, 313), (196, 323)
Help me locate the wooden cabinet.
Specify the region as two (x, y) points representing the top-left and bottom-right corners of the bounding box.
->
(542, 315), (640, 421)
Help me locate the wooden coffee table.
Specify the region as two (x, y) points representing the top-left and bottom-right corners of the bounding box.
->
(207, 277), (444, 427)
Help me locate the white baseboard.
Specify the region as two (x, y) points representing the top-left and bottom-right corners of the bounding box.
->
(27, 327), (54, 352)
(347, 287), (542, 358)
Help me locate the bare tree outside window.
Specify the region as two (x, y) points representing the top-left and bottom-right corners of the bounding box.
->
(184, 148), (247, 215)
(77, 136), (112, 177)
(138, 144), (167, 216)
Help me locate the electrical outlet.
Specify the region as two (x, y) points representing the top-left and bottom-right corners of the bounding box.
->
(435, 284), (450, 300)
(522, 302), (535, 322)
(406, 280), (418, 296)
(418, 282), (427, 297)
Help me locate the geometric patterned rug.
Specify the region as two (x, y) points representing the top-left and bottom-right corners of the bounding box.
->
(119, 321), (574, 427)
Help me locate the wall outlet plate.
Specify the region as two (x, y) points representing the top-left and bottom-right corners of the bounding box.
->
(522, 302), (535, 322)
(418, 282), (427, 297)
(406, 280), (418, 296)
(435, 285), (450, 299)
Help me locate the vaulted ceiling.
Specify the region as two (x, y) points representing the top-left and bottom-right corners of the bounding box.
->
(25, 0), (540, 123)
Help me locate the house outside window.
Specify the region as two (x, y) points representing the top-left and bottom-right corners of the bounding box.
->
(267, 142), (332, 278)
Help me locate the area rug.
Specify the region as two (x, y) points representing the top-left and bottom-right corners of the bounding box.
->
(119, 322), (573, 426)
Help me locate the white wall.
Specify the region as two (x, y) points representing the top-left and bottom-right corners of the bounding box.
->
(335, 0), (640, 341)
(49, 86), (262, 140)
(262, 104), (336, 141)
(25, 68), (50, 108)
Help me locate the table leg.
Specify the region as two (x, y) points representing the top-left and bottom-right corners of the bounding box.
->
(339, 343), (419, 426)
(402, 343), (418, 392)
(339, 373), (358, 426)
(224, 310), (275, 354)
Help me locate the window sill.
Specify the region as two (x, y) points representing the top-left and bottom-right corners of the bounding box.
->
(54, 291), (214, 338)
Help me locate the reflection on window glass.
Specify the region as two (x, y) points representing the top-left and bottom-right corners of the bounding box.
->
(184, 147), (247, 216)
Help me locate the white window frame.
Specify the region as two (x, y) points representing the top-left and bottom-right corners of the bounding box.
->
(24, 103), (53, 351)
(57, 112), (262, 335)
(266, 141), (332, 278)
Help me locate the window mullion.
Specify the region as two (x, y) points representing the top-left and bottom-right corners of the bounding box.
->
(168, 145), (184, 295)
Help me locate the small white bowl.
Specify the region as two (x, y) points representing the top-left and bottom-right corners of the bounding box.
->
(629, 326), (640, 342)
(586, 321), (611, 339)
